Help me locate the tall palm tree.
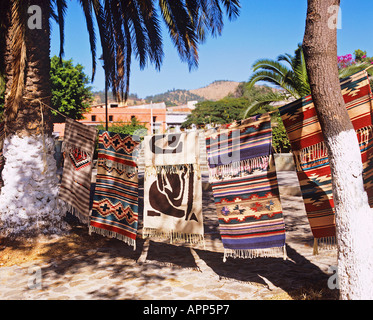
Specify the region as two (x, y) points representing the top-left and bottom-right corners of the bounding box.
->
(0, 0), (240, 237)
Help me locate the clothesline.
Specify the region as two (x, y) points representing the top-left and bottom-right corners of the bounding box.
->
(23, 96), (279, 135)
(23, 96), (68, 120)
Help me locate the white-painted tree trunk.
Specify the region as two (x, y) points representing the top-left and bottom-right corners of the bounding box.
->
(327, 129), (373, 299)
(0, 134), (68, 237)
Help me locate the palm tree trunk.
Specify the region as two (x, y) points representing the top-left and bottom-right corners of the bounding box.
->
(303, 0), (373, 299)
(0, 0), (67, 237)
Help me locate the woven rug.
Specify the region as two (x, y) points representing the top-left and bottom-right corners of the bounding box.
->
(205, 114), (286, 261)
(58, 118), (97, 224)
(279, 70), (373, 250)
(143, 132), (204, 246)
(89, 130), (140, 249)
(0, 122), (4, 192)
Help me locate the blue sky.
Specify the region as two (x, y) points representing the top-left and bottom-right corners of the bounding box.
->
(50, 0), (373, 98)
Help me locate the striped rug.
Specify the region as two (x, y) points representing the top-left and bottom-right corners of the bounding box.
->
(279, 70), (373, 250)
(205, 114), (286, 261)
(89, 130), (140, 249)
(59, 118), (97, 224)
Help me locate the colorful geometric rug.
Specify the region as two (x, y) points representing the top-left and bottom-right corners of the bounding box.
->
(143, 132), (204, 246)
(279, 70), (373, 249)
(205, 114), (286, 261)
(0, 122), (4, 192)
(58, 118), (97, 224)
(89, 130), (140, 249)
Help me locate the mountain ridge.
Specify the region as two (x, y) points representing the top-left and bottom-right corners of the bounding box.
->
(143, 80), (241, 106)
(92, 80), (242, 106)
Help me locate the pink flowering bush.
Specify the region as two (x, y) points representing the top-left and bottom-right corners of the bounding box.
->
(338, 51), (373, 69)
(337, 54), (355, 69)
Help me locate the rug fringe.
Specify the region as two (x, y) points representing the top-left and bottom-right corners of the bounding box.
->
(89, 225), (136, 251)
(313, 236), (337, 255)
(64, 202), (90, 226)
(209, 155), (270, 181)
(142, 227), (205, 248)
(293, 125), (373, 170)
(145, 163), (199, 177)
(223, 245), (287, 262)
(356, 125), (373, 145)
(292, 141), (328, 169)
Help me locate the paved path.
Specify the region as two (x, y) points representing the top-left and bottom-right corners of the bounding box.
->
(0, 171), (338, 300)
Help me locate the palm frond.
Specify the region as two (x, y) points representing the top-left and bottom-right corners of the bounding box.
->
(137, 0), (163, 70)
(201, 0), (224, 37)
(55, 0), (67, 61)
(81, 0), (238, 102)
(159, 0), (199, 70)
(248, 70), (298, 98)
(277, 53), (293, 66)
(251, 59), (291, 78)
(92, 0), (116, 90)
(291, 45), (310, 96)
(127, 0), (149, 70)
(243, 91), (286, 118)
(248, 45), (310, 100)
(78, 0), (97, 82)
(219, 0), (240, 20)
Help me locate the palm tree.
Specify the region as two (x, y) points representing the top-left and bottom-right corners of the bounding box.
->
(242, 90), (285, 118)
(0, 0), (240, 237)
(242, 44), (310, 118)
(247, 44), (310, 99)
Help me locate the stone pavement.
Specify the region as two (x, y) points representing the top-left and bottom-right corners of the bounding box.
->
(0, 171), (338, 300)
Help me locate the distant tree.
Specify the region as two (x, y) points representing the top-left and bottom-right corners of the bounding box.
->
(233, 82), (274, 99)
(145, 89), (204, 106)
(354, 49), (367, 62)
(182, 97), (250, 127)
(272, 112), (291, 153)
(96, 116), (147, 136)
(50, 56), (93, 122)
(92, 91), (139, 104)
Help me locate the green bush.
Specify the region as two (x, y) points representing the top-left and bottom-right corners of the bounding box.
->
(272, 113), (291, 153)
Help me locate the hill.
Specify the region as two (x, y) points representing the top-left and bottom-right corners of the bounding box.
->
(92, 80), (242, 107)
(189, 80), (241, 101)
(144, 89), (204, 106)
(144, 80), (241, 106)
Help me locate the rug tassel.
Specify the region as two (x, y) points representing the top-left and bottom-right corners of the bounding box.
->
(313, 238), (319, 255)
(64, 202), (90, 226)
(283, 245), (288, 260)
(223, 246), (286, 262)
(357, 125), (373, 145)
(208, 155), (270, 181)
(142, 228), (205, 246)
(89, 225), (136, 251)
